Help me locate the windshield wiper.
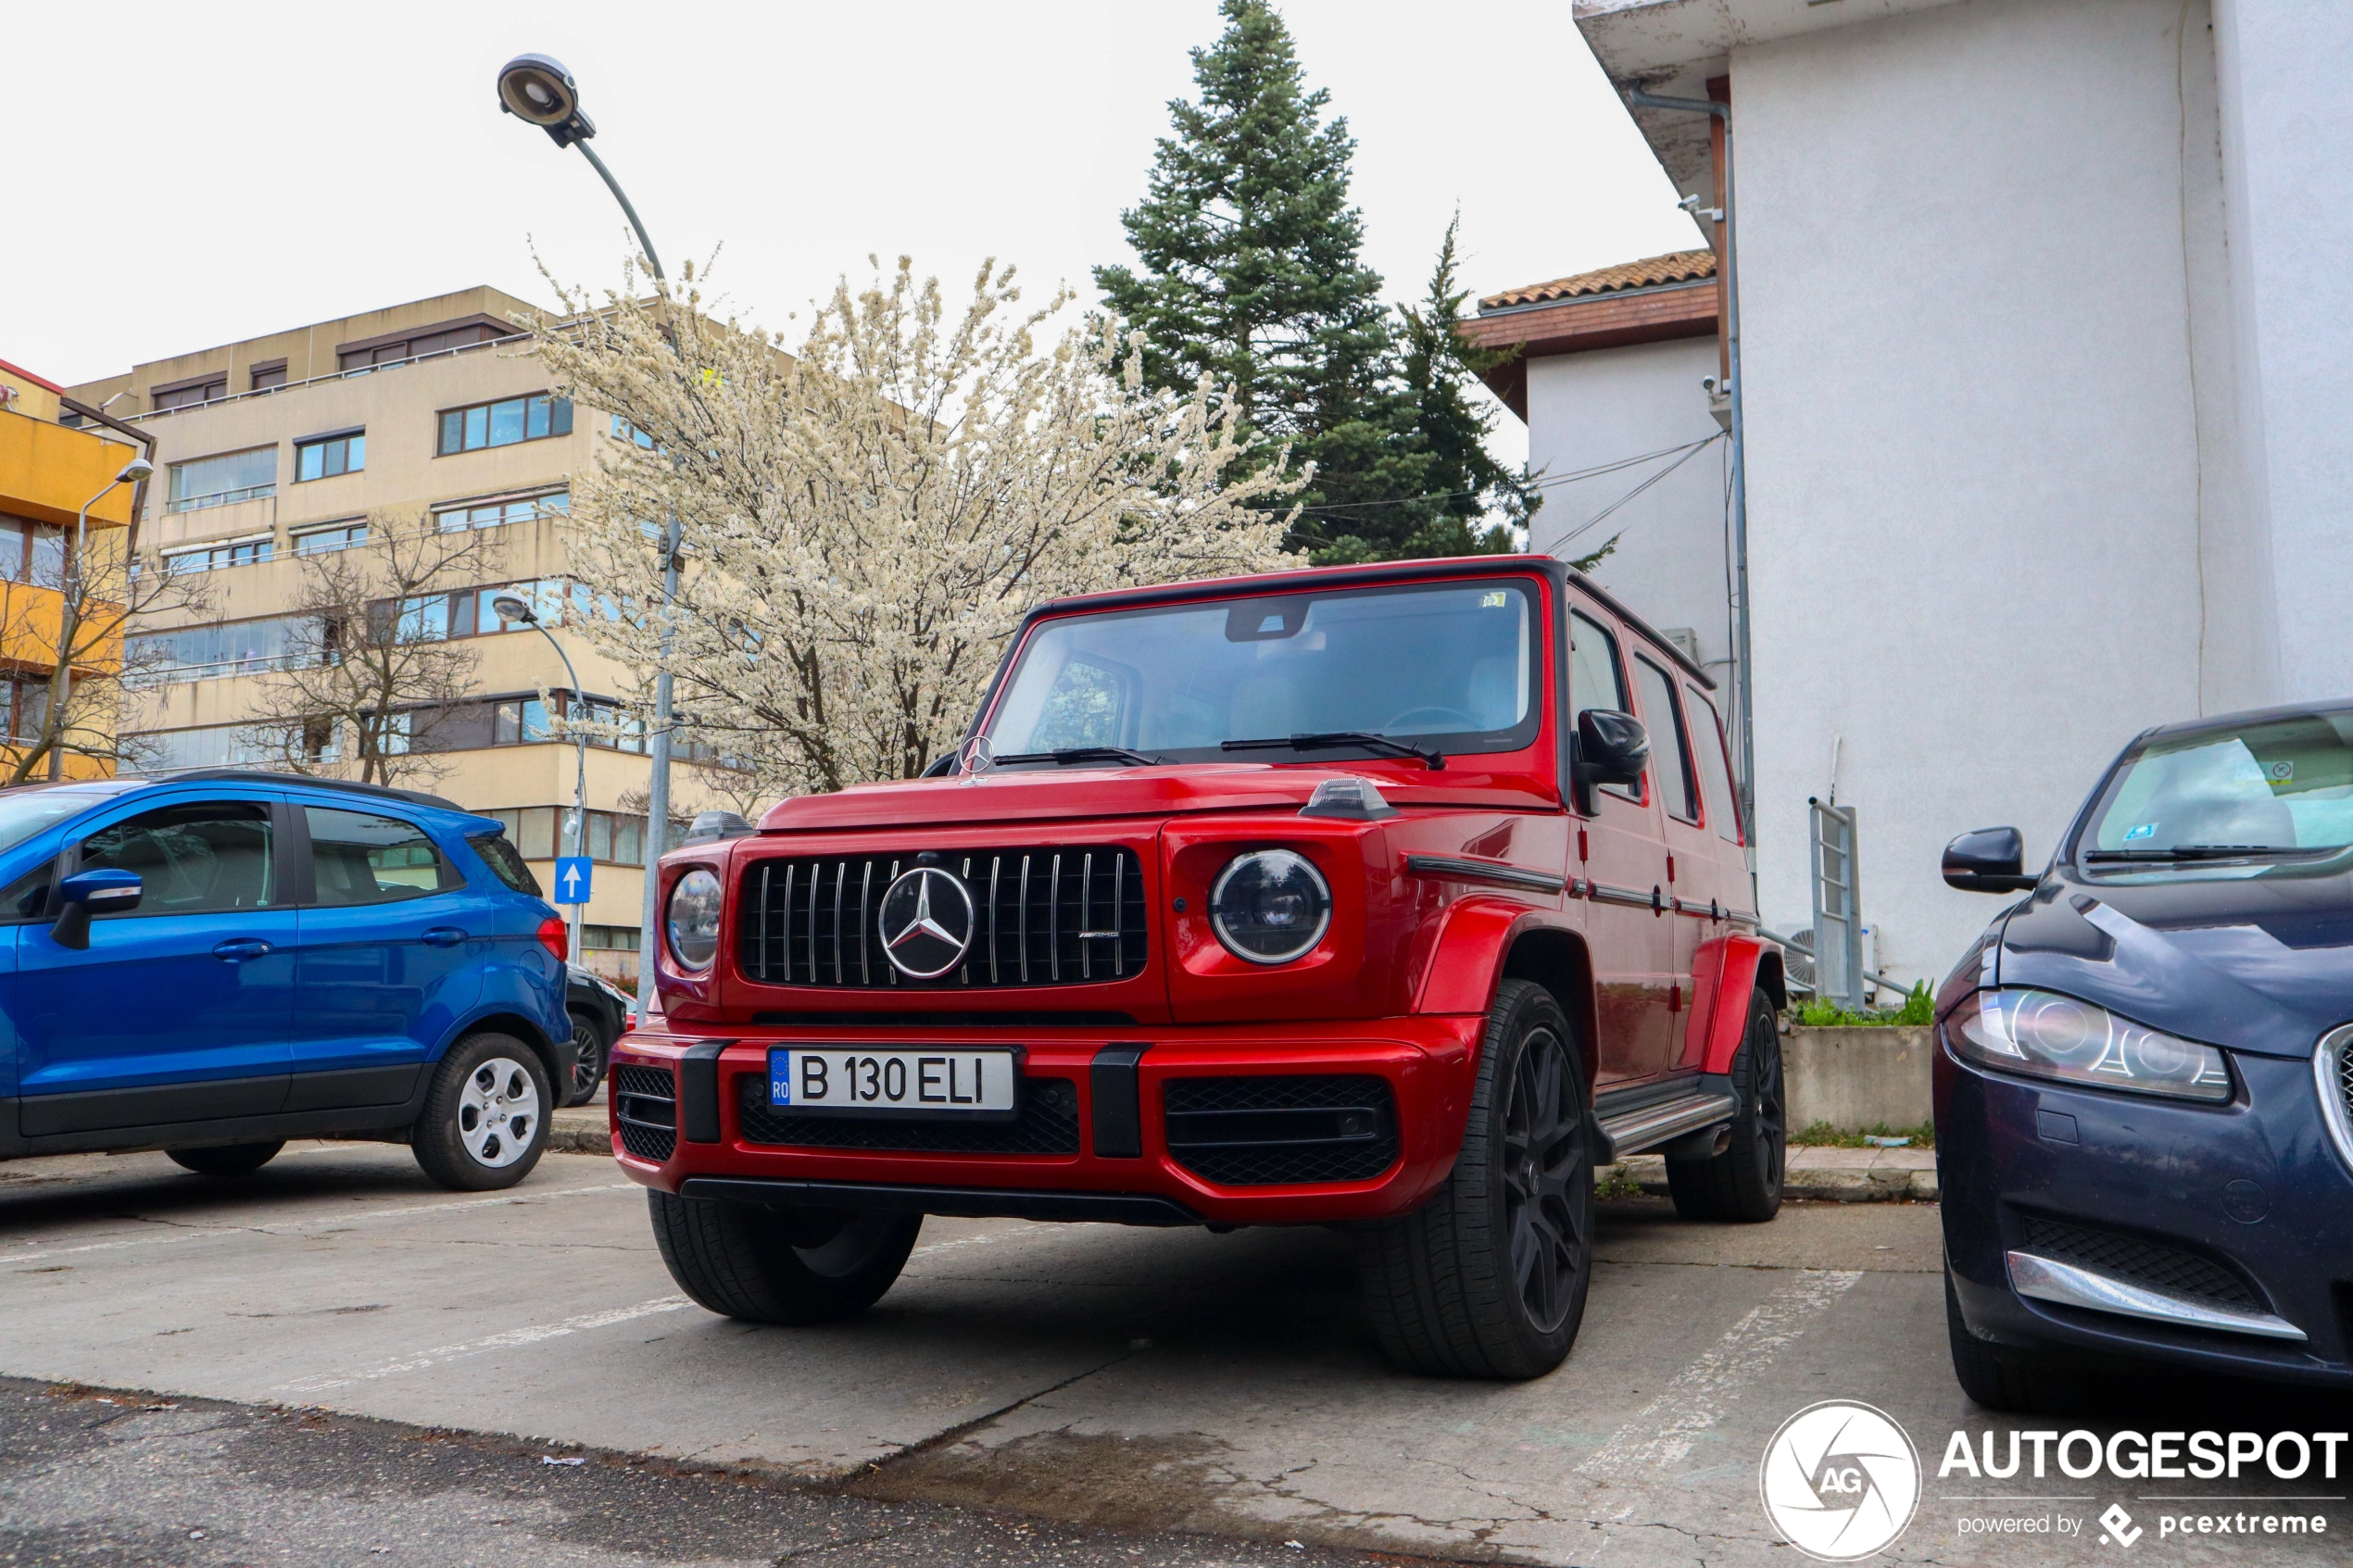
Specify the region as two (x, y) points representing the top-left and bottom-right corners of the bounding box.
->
(989, 746), (1167, 768)
(2084, 845), (2322, 861)
(1221, 731), (1445, 770)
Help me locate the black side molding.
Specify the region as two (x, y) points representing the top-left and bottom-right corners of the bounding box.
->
(1090, 1043), (1148, 1158)
(677, 1040), (733, 1143)
(679, 1176), (1202, 1228)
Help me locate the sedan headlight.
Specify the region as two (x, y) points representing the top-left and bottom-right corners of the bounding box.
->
(1209, 849), (1331, 965)
(665, 868), (724, 972)
(1948, 988), (2232, 1102)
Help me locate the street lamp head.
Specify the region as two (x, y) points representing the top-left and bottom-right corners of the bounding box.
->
(116, 458), (154, 484)
(490, 593), (538, 626)
(497, 53), (596, 147)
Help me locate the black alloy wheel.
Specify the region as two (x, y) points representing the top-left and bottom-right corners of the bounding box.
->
(566, 1009), (610, 1106)
(1354, 978), (1596, 1378)
(1666, 986), (1785, 1223)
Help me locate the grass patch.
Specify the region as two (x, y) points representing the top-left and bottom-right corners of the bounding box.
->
(1792, 1120), (1935, 1149)
(1596, 1165), (1647, 1199)
(1794, 981), (1934, 1028)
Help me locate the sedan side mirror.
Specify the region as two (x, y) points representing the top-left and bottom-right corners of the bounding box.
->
(1943, 826), (2038, 894)
(50, 868), (142, 949)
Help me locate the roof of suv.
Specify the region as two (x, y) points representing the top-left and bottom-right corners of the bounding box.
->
(70, 769), (468, 812)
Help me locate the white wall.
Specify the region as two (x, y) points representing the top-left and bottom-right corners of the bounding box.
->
(1732, 0), (2235, 984)
(1528, 336), (1730, 667)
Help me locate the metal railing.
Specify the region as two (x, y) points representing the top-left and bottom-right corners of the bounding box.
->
(123, 333), (522, 426)
(1763, 925), (1923, 1007)
(165, 483), (275, 515)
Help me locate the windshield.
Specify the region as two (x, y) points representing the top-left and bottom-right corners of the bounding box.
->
(0, 784), (124, 859)
(2082, 711), (2353, 858)
(983, 579), (1541, 764)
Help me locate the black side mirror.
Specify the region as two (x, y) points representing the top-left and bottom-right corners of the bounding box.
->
(1573, 709), (1650, 810)
(50, 868), (144, 949)
(1943, 826), (2038, 893)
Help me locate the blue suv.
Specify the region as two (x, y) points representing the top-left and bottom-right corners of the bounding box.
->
(0, 770), (573, 1190)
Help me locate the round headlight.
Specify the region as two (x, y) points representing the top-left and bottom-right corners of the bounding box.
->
(1209, 849), (1331, 965)
(665, 868), (723, 972)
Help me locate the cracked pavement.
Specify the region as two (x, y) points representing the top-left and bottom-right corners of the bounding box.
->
(4, 1145), (2344, 1564)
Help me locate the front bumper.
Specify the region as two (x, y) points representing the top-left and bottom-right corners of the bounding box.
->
(606, 1016), (1484, 1226)
(1939, 1031), (2353, 1386)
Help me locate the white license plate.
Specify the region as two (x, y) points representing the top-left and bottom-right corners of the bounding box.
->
(767, 1047), (1018, 1117)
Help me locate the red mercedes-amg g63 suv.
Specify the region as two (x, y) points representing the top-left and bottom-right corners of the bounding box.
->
(610, 556), (1787, 1379)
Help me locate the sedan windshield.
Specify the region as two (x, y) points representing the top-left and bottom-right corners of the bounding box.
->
(982, 580), (1541, 765)
(2083, 711), (2353, 858)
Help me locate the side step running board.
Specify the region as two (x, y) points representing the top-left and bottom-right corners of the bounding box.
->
(1593, 1089), (1739, 1163)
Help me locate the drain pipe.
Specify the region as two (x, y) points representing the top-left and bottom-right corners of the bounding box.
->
(1627, 88), (1756, 890)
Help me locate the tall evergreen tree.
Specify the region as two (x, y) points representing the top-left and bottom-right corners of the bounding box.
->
(1095, 0), (1417, 559)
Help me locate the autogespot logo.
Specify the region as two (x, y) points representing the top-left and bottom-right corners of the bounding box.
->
(1760, 1400), (1923, 1562)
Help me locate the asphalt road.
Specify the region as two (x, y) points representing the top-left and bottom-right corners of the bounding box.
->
(2, 1145), (2346, 1566)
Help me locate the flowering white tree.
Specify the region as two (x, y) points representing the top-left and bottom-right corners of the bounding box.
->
(522, 257), (1298, 797)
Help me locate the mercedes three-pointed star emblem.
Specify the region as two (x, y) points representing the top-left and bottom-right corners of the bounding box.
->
(878, 865), (977, 979)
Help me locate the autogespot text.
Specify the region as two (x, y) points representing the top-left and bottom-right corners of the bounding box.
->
(1939, 1428), (2348, 1481)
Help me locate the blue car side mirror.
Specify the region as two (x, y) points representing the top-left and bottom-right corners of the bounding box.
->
(50, 868), (143, 949)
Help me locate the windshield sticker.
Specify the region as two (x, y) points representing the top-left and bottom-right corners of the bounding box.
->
(1480, 591), (1508, 608)
(2122, 822), (2157, 841)
(2268, 759), (2296, 782)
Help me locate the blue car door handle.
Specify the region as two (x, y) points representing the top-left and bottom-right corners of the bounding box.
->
(422, 927), (467, 947)
(213, 938), (273, 961)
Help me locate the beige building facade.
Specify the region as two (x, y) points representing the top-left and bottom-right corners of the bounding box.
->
(67, 286), (742, 984)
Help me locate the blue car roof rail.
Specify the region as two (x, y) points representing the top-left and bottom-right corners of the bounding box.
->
(125, 768), (462, 811)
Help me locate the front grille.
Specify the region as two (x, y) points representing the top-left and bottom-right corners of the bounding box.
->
(2020, 1214), (2257, 1309)
(1163, 1074), (1399, 1186)
(737, 848), (1148, 989)
(612, 1064), (678, 1162)
(735, 1072), (1082, 1154)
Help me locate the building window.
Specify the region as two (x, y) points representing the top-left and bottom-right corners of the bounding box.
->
(120, 722), (271, 772)
(376, 576), (598, 646)
(610, 415), (657, 450)
(435, 394), (572, 456)
(250, 360), (287, 391)
(433, 488), (570, 533)
(3, 677), (50, 744)
(581, 923), (642, 951)
(127, 613), (317, 684)
(475, 808), (659, 867)
(336, 322), (510, 373)
(293, 521), (368, 556)
(166, 447), (276, 513)
(162, 534), (274, 574)
(152, 377), (227, 412)
(295, 430), (364, 483)
(396, 690), (641, 758)
(0, 515), (67, 587)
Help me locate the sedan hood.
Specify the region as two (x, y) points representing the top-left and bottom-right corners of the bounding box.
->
(1997, 859), (2353, 1058)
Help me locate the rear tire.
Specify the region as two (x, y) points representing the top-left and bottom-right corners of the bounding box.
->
(648, 1190), (921, 1324)
(167, 1141), (284, 1177)
(1353, 978), (1596, 1379)
(1666, 986), (1785, 1223)
(562, 1008), (610, 1108)
(410, 1033), (551, 1191)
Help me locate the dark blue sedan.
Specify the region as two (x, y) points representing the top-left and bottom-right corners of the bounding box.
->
(1936, 702), (2353, 1410)
(0, 770), (574, 1189)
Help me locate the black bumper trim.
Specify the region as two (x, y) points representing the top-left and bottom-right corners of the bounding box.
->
(1090, 1043), (1148, 1158)
(678, 1175), (1202, 1227)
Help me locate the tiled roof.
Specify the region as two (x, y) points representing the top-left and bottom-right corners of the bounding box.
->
(1478, 249), (1717, 311)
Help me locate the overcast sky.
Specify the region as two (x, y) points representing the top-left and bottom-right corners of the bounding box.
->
(10, 1), (1697, 469)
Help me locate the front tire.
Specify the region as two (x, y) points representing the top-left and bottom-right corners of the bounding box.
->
(1354, 978), (1596, 1379)
(411, 1033), (551, 1191)
(1666, 985), (1785, 1223)
(562, 1008), (610, 1107)
(168, 1141), (284, 1177)
(648, 1191), (922, 1324)
(1945, 1267), (2080, 1412)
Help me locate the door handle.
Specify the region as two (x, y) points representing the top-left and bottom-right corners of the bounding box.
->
(212, 938), (272, 961)
(422, 927), (467, 947)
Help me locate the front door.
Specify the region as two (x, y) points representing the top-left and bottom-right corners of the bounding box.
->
(14, 795), (295, 1135)
(287, 803), (482, 1110)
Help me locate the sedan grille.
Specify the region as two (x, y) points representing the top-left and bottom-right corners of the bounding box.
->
(2020, 1213), (2257, 1309)
(737, 848), (1148, 989)
(1163, 1074), (1399, 1186)
(612, 1064), (677, 1162)
(735, 1072), (1081, 1155)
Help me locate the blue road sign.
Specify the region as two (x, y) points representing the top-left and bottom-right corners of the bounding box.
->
(553, 856), (594, 905)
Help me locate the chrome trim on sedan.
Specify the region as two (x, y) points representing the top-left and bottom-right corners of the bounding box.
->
(1402, 855), (1566, 896)
(2007, 1249), (2307, 1343)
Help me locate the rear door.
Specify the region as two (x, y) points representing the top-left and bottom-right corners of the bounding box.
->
(1631, 654), (1727, 1069)
(286, 802), (483, 1110)
(14, 791), (296, 1134)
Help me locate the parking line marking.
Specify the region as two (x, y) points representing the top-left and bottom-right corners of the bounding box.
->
(273, 1295), (692, 1393)
(0, 1183), (638, 1269)
(1577, 1268), (1862, 1475)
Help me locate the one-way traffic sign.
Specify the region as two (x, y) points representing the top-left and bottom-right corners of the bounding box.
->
(554, 856), (594, 905)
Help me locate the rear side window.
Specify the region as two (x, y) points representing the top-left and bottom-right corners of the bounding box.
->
(469, 830), (542, 897)
(1685, 684), (1745, 846)
(1635, 657), (1699, 822)
(307, 807), (451, 905)
(81, 800), (275, 914)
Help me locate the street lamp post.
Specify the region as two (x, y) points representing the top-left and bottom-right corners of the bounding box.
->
(497, 53), (681, 1016)
(50, 457), (154, 781)
(492, 593), (589, 965)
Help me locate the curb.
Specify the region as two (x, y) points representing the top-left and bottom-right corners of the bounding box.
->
(1611, 1155), (1938, 1203)
(549, 1110), (610, 1155)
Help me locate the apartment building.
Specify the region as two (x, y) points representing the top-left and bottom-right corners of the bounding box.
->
(65, 286), (741, 983)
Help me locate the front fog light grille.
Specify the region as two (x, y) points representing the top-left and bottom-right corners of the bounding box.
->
(612, 1064), (678, 1162)
(2020, 1213), (2257, 1310)
(1163, 1074), (1398, 1185)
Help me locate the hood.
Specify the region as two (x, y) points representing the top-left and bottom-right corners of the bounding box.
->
(1995, 859), (2353, 1058)
(755, 761), (1558, 834)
